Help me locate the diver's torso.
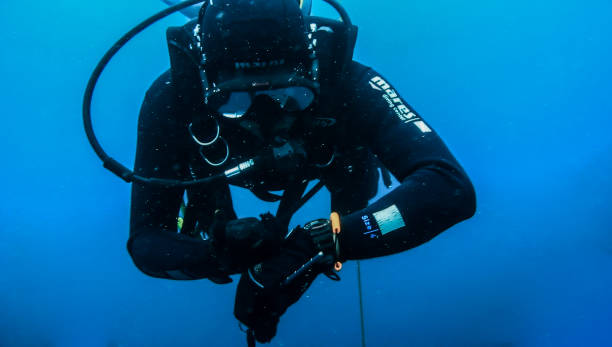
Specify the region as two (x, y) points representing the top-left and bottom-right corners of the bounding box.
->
(185, 101), (347, 192)
(165, 15), (375, 194)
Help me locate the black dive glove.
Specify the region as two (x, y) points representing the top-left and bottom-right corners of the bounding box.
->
(234, 215), (342, 344)
(210, 211), (286, 275)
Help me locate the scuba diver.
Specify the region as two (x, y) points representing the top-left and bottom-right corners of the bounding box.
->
(84, 0), (475, 344)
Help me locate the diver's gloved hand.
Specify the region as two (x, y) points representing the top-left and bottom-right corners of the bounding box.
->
(210, 211), (285, 274)
(234, 217), (342, 343)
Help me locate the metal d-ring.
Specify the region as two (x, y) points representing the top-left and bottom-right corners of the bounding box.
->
(315, 151), (335, 168)
(199, 137), (229, 167)
(188, 119), (220, 146)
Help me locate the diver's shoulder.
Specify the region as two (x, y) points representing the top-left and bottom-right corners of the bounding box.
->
(144, 69), (176, 100)
(343, 61), (378, 84)
(139, 69), (180, 127)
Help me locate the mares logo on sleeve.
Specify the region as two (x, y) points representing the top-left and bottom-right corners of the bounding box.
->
(369, 76), (432, 134)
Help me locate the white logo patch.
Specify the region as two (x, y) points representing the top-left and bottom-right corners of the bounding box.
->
(372, 204), (406, 235)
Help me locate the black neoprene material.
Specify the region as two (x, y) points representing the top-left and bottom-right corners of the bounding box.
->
(128, 62), (476, 278)
(335, 65), (477, 260)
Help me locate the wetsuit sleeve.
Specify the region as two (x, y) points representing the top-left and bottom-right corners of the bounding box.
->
(128, 71), (225, 280)
(337, 63), (476, 260)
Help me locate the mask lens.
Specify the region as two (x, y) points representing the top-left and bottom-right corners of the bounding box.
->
(212, 87), (315, 117)
(256, 87), (315, 111)
(217, 91), (252, 118)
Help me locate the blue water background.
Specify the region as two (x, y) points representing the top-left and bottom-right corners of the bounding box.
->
(1, 0), (611, 346)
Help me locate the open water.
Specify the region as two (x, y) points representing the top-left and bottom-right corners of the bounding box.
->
(1, 0), (610, 346)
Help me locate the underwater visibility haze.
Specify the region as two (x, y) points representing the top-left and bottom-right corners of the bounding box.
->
(0, 0), (611, 346)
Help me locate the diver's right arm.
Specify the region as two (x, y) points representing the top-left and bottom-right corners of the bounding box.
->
(128, 71), (224, 280)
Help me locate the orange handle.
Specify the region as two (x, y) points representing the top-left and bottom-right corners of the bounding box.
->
(330, 212), (342, 271)
(330, 212), (341, 235)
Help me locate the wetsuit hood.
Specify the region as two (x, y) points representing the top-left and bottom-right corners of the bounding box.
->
(198, 0), (320, 113)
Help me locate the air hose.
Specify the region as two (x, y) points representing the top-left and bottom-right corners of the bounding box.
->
(82, 0), (205, 185)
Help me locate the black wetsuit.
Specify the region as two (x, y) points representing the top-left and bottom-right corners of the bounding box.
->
(128, 61), (476, 280)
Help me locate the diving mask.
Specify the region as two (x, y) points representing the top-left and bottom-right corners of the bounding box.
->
(208, 86), (316, 119)
(204, 70), (320, 118)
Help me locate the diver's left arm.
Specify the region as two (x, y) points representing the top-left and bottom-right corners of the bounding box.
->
(337, 64), (476, 260)
(232, 65), (477, 340)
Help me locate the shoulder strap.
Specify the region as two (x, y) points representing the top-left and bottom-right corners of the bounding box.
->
(305, 16), (358, 83)
(276, 179), (326, 228)
(166, 20), (204, 115)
